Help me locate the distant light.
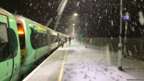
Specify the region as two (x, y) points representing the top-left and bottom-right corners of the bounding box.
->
(122, 12), (130, 21)
(72, 24), (75, 26)
(122, 15), (130, 21)
(73, 13), (78, 17)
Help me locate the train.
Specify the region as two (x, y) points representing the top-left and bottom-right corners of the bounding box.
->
(0, 8), (70, 81)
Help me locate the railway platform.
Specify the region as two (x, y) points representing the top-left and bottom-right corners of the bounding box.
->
(23, 40), (144, 81)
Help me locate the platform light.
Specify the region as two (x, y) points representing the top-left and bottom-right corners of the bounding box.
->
(72, 24), (75, 26)
(73, 13), (78, 17)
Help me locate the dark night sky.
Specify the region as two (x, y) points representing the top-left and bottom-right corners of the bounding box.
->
(0, 0), (144, 37)
(0, 0), (61, 25)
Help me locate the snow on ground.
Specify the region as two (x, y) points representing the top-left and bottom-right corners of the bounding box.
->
(62, 40), (136, 81)
(23, 40), (144, 81)
(63, 63), (135, 81)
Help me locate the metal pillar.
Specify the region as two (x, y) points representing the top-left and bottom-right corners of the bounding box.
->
(118, 0), (124, 71)
(54, 0), (68, 30)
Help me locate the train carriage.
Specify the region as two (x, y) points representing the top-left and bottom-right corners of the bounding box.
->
(0, 8), (21, 81)
(0, 8), (69, 81)
(16, 16), (60, 76)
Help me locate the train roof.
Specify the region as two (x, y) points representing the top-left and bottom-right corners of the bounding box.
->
(16, 16), (69, 37)
(16, 15), (58, 34)
(0, 8), (13, 16)
(16, 15), (48, 28)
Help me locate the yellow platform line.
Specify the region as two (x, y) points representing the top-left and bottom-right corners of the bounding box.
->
(58, 47), (68, 81)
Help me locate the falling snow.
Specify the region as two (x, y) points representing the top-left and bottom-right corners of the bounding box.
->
(111, 20), (114, 26)
(76, 1), (80, 7)
(138, 11), (144, 26)
(1, 0), (144, 81)
(1, 0), (144, 37)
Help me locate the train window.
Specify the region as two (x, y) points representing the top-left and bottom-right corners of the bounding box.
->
(50, 35), (58, 43)
(0, 23), (8, 43)
(0, 23), (9, 60)
(30, 27), (48, 49)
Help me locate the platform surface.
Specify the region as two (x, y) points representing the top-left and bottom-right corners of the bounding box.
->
(23, 40), (144, 81)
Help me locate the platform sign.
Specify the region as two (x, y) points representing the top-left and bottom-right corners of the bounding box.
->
(122, 15), (130, 21)
(122, 12), (130, 21)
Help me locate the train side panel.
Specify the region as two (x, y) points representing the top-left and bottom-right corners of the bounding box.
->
(8, 15), (21, 81)
(19, 17), (50, 75)
(0, 9), (21, 81)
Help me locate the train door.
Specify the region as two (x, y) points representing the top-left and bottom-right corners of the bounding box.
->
(17, 22), (26, 64)
(0, 14), (13, 81)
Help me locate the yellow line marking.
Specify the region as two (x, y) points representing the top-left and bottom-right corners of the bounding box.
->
(58, 60), (65, 81)
(58, 46), (68, 81)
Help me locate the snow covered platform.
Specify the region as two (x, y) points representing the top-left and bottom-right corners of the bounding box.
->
(23, 40), (144, 81)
